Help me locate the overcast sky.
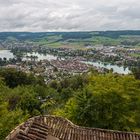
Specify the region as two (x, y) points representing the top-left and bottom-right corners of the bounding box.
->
(0, 0), (140, 31)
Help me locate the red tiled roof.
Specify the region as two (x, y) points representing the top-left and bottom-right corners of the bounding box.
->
(6, 115), (140, 140)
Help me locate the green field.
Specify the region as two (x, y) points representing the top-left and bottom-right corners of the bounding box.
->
(1, 31), (140, 49)
(32, 35), (140, 49)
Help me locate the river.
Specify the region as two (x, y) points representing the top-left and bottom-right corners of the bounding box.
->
(0, 50), (14, 60)
(0, 50), (57, 61)
(23, 52), (57, 61)
(83, 61), (131, 74)
(0, 50), (131, 74)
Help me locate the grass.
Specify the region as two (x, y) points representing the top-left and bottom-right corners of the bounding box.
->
(27, 34), (140, 49)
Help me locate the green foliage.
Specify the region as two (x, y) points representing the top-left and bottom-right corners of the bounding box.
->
(1, 32), (140, 48)
(54, 73), (140, 132)
(59, 88), (74, 103)
(0, 102), (29, 140)
(0, 68), (45, 88)
(131, 67), (140, 79)
(0, 68), (140, 139)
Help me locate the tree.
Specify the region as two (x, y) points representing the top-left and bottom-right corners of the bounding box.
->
(55, 73), (140, 131)
(132, 67), (140, 80)
(0, 68), (45, 88)
(0, 102), (29, 140)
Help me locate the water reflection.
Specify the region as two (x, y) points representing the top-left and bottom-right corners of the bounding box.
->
(83, 61), (131, 74)
(0, 50), (131, 74)
(0, 50), (14, 60)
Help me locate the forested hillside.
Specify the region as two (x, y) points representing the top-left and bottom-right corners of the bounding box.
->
(0, 68), (140, 139)
(0, 31), (140, 40)
(1, 31), (140, 48)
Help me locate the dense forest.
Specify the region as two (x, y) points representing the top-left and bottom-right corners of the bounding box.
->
(0, 68), (140, 139)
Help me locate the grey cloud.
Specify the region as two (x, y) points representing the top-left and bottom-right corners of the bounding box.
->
(0, 0), (140, 31)
(117, 5), (140, 19)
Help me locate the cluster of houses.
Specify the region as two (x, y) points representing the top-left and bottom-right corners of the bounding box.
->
(3, 58), (90, 84)
(0, 41), (139, 84)
(50, 59), (89, 73)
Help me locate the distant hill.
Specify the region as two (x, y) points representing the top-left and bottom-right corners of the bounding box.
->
(0, 30), (140, 41)
(97, 30), (140, 38)
(0, 31), (140, 48)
